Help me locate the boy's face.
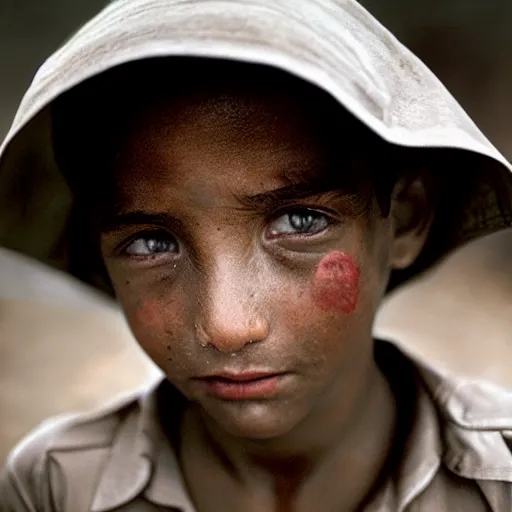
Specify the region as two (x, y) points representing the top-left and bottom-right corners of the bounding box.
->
(98, 80), (425, 440)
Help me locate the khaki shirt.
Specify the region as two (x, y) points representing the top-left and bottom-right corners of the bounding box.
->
(2, 342), (512, 511)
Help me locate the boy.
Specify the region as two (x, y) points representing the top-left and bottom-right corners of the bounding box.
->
(2, 0), (512, 510)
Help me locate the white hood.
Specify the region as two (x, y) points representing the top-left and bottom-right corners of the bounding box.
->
(0, 0), (510, 292)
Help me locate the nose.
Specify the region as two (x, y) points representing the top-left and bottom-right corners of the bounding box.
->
(196, 265), (270, 353)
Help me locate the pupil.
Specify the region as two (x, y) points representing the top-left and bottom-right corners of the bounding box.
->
(148, 238), (169, 252)
(290, 213), (313, 231)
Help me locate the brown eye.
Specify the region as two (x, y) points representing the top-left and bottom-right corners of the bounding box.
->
(267, 210), (330, 237)
(124, 232), (178, 256)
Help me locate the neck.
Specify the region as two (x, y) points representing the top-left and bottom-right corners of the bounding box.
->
(181, 356), (398, 512)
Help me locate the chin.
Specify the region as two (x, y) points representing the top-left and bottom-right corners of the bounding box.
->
(203, 399), (302, 441)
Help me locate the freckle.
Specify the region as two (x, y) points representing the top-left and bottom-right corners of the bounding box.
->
(125, 280), (130, 285)
(311, 251), (360, 314)
(166, 344), (171, 350)
(250, 292), (255, 299)
(167, 356), (173, 361)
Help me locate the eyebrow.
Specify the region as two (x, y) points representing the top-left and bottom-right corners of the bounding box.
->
(100, 183), (328, 234)
(100, 169), (360, 233)
(235, 177), (346, 210)
(100, 211), (184, 234)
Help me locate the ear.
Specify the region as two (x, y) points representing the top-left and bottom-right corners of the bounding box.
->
(388, 173), (435, 270)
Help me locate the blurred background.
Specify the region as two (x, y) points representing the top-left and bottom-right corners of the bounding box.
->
(1, 0), (512, 462)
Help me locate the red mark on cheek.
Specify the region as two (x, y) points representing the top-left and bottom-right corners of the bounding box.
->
(311, 251), (360, 313)
(131, 299), (165, 328)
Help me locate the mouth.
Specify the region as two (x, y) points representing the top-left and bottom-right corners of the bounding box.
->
(195, 371), (286, 400)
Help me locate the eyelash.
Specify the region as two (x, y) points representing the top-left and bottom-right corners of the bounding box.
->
(266, 208), (335, 238)
(118, 229), (178, 256)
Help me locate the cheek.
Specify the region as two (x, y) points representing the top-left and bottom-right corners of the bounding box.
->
(311, 251), (360, 314)
(125, 297), (186, 362)
(129, 298), (167, 331)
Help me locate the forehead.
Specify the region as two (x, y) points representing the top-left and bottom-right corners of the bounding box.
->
(54, 59), (377, 208)
(110, 106), (297, 218)
(116, 90), (334, 184)
(109, 75), (372, 201)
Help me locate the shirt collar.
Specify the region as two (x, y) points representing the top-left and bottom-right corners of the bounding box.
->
(143, 387), (196, 511)
(364, 341), (443, 511)
(91, 379), (195, 512)
(362, 380), (442, 512)
(413, 350), (512, 481)
(393, 376), (443, 510)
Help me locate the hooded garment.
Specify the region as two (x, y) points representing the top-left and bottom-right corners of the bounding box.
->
(0, 0), (511, 295)
(3, 1), (512, 511)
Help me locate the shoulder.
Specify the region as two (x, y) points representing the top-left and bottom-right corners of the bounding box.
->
(413, 353), (512, 480)
(0, 386), (149, 511)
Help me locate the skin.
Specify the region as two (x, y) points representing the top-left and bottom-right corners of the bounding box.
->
(97, 74), (433, 511)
